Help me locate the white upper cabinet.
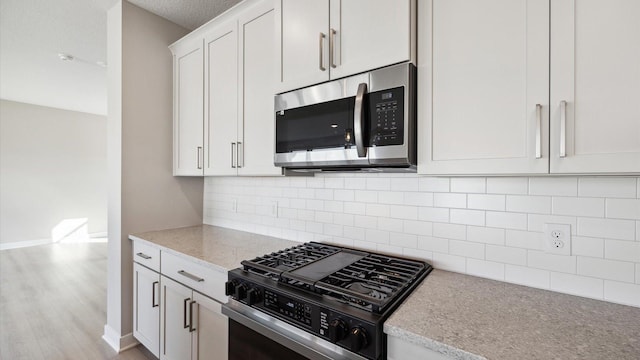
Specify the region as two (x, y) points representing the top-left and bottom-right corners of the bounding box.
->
(172, 38), (204, 176)
(418, 0), (550, 175)
(275, 0), (415, 93)
(204, 20), (239, 176)
(238, 2), (282, 176)
(550, 0), (640, 174)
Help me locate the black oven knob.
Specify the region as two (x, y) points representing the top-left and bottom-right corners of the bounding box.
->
(224, 281), (236, 296)
(235, 284), (248, 300)
(328, 319), (348, 343)
(349, 327), (369, 352)
(246, 288), (261, 306)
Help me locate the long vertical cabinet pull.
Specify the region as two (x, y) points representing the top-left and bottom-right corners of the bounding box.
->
(189, 301), (197, 332)
(197, 146), (203, 169)
(319, 33), (326, 71)
(535, 104), (542, 159)
(231, 142), (237, 168)
(329, 28), (337, 68)
(152, 281), (159, 308)
(183, 298), (191, 329)
(237, 142), (243, 168)
(559, 100), (567, 157)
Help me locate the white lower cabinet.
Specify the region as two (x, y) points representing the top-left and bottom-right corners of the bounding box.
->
(387, 335), (453, 360)
(133, 263), (160, 358)
(160, 275), (228, 360)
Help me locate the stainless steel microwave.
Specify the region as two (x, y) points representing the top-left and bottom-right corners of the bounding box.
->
(274, 63), (416, 171)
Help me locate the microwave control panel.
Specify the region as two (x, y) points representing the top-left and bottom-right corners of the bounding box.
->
(368, 87), (404, 147)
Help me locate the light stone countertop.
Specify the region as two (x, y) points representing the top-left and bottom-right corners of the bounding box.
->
(129, 224), (299, 272)
(384, 270), (640, 360)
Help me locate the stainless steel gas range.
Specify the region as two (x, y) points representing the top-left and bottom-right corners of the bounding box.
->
(221, 242), (432, 360)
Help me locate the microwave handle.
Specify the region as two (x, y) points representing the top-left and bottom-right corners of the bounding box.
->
(354, 83), (367, 158)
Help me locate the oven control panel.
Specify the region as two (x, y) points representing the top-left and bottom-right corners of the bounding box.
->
(226, 273), (380, 360)
(368, 87), (404, 147)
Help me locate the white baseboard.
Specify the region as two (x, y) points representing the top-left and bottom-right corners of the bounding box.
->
(0, 238), (51, 251)
(102, 324), (139, 353)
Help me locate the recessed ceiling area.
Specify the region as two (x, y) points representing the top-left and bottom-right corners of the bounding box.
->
(0, 0), (240, 116)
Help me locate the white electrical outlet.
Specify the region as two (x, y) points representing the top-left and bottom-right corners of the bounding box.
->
(269, 200), (278, 217)
(544, 223), (571, 255)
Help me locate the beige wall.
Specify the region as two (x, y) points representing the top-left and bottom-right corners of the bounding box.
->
(0, 100), (107, 248)
(104, 1), (202, 350)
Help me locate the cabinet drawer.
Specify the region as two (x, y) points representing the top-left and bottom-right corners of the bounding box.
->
(133, 240), (160, 272)
(161, 251), (228, 303)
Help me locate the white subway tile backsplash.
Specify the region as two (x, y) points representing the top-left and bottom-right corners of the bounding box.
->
(577, 217), (636, 241)
(604, 239), (640, 263)
(450, 209), (485, 226)
(468, 194), (505, 211)
(419, 177), (450, 192)
(606, 198), (640, 220)
(505, 265), (550, 289)
(527, 251), (577, 273)
(578, 177), (637, 198)
(434, 193), (466, 208)
(506, 195), (551, 214)
(466, 259), (504, 280)
(486, 245), (526, 266)
(550, 273), (603, 299)
(577, 257), (635, 283)
(486, 211), (527, 230)
(433, 223), (466, 240)
(418, 207), (450, 223)
(529, 177), (578, 196)
(604, 281), (640, 307)
(572, 236), (604, 258)
(449, 240), (485, 259)
(552, 197), (605, 218)
(451, 178), (486, 194)
(204, 175), (640, 307)
(467, 226), (505, 245)
(486, 177), (528, 195)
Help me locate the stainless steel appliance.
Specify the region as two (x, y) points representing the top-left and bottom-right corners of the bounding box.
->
(222, 242), (432, 360)
(274, 63), (416, 171)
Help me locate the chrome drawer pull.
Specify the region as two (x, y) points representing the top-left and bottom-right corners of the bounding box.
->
(178, 270), (204, 283)
(136, 252), (152, 260)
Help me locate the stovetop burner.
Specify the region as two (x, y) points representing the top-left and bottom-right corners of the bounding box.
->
(240, 242), (429, 313)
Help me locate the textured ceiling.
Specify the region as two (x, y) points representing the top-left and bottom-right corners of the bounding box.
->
(0, 0), (239, 116)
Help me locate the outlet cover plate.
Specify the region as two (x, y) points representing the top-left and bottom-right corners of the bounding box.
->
(544, 223), (571, 255)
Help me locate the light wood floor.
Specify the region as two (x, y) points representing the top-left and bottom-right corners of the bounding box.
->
(0, 242), (156, 360)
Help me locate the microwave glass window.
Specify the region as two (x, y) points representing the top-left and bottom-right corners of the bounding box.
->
(368, 87), (404, 147)
(276, 97), (355, 153)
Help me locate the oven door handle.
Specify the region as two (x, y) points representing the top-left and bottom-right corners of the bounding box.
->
(354, 83), (368, 158)
(222, 300), (367, 360)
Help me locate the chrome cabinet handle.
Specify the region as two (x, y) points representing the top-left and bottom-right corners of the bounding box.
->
(183, 297), (190, 329)
(178, 270), (205, 283)
(535, 104), (542, 159)
(197, 146), (203, 169)
(319, 32), (326, 71)
(560, 100), (567, 157)
(152, 281), (159, 308)
(189, 300), (197, 332)
(354, 83), (368, 158)
(136, 252), (151, 260)
(237, 142), (243, 168)
(329, 28), (337, 68)
(231, 142), (237, 168)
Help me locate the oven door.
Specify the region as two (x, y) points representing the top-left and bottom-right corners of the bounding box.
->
(222, 299), (368, 360)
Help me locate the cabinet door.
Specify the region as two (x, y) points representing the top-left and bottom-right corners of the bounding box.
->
(191, 292), (228, 360)
(173, 38), (204, 176)
(550, 0), (640, 173)
(204, 21), (239, 176)
(160, 276), (193, 360)
(238, 2), (282, 176)
(276, 0), (330, 93)
(133, 263), (160, 358)
(329, 0), (414, 80)
(418, 0), (549, 175)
